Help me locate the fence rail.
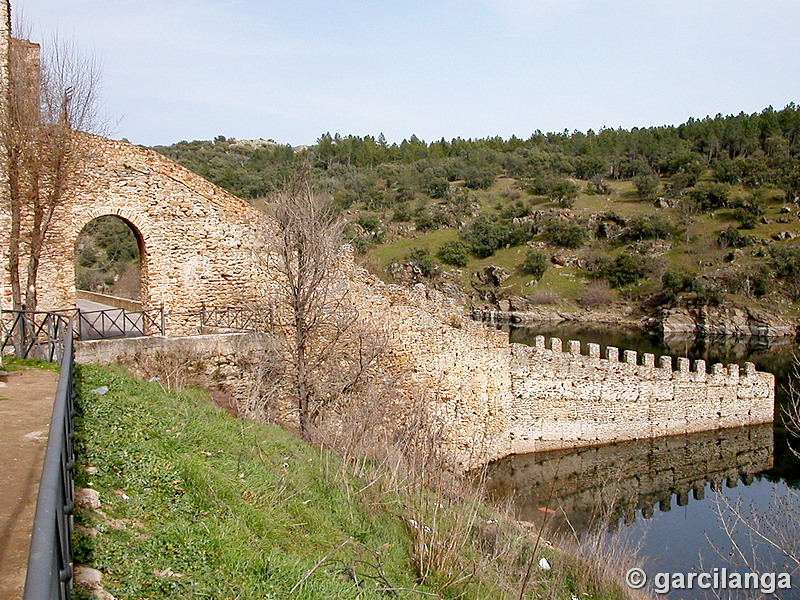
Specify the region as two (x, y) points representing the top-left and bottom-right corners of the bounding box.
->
(0, 310), (73, 361)
(76, 306), (164, 340)
(169, 305), (276, 334)
(22, 318), (75, 600)
(1, 305), (275, 354)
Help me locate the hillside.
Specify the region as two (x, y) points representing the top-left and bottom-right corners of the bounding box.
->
(149, 105), (800, 325)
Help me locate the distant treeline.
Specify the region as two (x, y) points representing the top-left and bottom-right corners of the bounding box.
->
(152, 104), (800, 201)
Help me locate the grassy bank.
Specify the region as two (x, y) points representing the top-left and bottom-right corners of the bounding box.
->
(73, 364), (643, 599)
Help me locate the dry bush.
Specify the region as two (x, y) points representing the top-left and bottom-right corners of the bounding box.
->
(126, 347), (207, 392)
(231, 336), (284, 421)
(577, 281), (616, 308)
(704, 356), (800, 593)
(526, 290), (560, 305)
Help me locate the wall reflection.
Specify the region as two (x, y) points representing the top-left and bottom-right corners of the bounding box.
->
(482, 424), (774, 532)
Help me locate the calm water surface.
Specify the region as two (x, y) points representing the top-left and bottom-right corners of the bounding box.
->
(483, 324), (800, 600)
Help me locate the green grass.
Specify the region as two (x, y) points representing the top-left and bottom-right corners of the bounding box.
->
(73, 365), (638, 600)
(367, 227), (459, 264)
(74, 365), (421, 599)
(3, 356), (60, 372)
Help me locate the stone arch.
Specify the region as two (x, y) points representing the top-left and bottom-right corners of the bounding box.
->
(71, 209), (151, 307)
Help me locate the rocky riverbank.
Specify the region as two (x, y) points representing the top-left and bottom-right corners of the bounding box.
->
(474, 302), (798, 339)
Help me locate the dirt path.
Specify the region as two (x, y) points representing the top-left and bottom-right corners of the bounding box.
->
(0, 368), (59, 599)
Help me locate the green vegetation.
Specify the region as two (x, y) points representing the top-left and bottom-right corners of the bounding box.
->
(75, 215), (141, 300)
(151, 104), (800, 312)
(73, 365), (639, 600)
(437, 240), (471, 267)
(520, 250), (549, 281)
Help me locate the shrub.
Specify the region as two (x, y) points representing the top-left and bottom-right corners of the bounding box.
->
(596, 253), (648, 288)
(414, 207), (451, 231)
(716, 226), (750, 248)
(462, 163), (497, 190)
(526, 289), (559, 304)
(729, 196), (765, 229)
(392, 203), (414, 222)
(664, 171), (699, 197)
(577, 281), (615, 307)
(688, 183), (731, 212)
(587, 175), (612, 196)
(499, 199), (531, 219)
(632, 174), (660, 201)
(661, 269), (698, 300)
(545, 220), (588, 249)
(622, 214), (674, 241)
(546, 179), (580, 208)
(436, 240), (470, 267)
(520, 250), (549, 281)
(732, 208), (759, 229)
(769, 245), (800, 300)
(405, 247), (439, 278)
(357, 212), (382, 232)
(461, 215), (507, 258)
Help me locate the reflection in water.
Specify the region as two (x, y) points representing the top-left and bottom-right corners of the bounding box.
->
(483, 424), (774, 533)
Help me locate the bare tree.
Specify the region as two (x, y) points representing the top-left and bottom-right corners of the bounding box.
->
(4, 31), (105, 314)
(266, 170), (384, 436)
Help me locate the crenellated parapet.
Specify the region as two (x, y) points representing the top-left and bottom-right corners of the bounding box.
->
(508, 336), (774, 454)
(528, 335), (760, 385)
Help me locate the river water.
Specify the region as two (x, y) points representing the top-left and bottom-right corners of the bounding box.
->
(482, 324), (800, 599)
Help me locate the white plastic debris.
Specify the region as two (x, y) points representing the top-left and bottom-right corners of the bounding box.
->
(407, 519), (419, 529)
(538, 557), (551, 570)
(89, 386), (109, 395)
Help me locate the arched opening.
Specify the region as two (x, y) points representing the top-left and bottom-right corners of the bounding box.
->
(74, 215), (147, 305)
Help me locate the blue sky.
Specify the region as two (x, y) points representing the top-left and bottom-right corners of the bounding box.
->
(14, 0), (800, 147)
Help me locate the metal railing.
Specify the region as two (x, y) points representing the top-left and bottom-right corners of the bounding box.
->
(1, 305), (274, 352)
(22, 319), (76, 600)
(0, 310), (73, 361)
(76, 305), (164, 341)
(170, 305), (276, 334)
(196, 305), (274, 333)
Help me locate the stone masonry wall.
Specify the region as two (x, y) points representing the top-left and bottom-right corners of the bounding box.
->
(5, 132), (280, 332)
(509, 335), (774, 454)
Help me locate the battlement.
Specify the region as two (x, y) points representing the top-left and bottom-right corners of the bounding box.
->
(508, 335), (774, 455)
(529, 335), (760, 385)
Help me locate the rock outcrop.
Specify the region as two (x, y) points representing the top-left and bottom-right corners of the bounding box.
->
(657, 304), (796, 337)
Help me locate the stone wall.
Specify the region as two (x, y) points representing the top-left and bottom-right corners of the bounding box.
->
(73, 279), (776, 470)
(509, 335), (774, 454)
(5, 132), (280, 332)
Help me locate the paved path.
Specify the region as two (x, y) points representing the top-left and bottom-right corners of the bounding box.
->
(0, 368), (59, 599)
